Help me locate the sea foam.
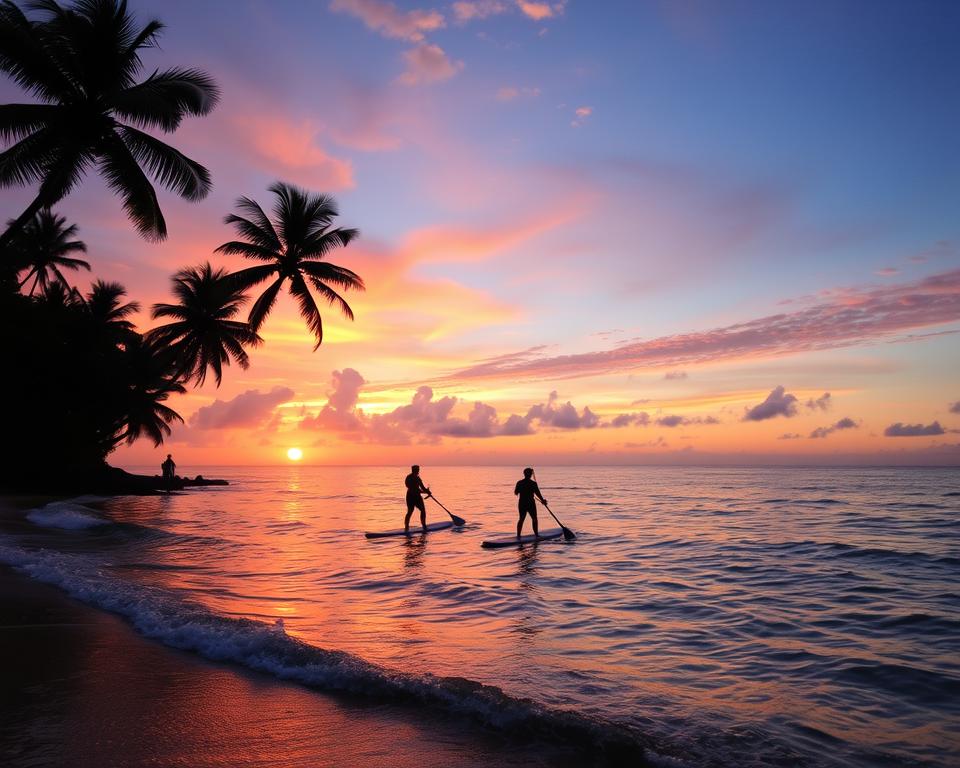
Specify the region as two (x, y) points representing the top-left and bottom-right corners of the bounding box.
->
(0, 541), (645, 761)
(27, 502), (110, 530)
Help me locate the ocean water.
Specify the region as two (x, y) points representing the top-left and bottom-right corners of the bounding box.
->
(2, 466), (958, 767)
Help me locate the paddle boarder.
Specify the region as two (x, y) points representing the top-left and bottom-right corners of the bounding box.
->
(515, 467), (547, 538)
(404, 465), (431, 533)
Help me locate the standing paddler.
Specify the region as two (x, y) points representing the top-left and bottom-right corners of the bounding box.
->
(514, 467), (547, 538)
(404, 465), (432, 533)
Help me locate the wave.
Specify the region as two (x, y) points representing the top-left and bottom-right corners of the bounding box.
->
(27, 501), (110, 530)
(0, 541), (647, 762)
(750, 540), (959, 568)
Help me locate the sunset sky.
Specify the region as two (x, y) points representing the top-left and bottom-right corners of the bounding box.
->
(3, 0), (959, 465)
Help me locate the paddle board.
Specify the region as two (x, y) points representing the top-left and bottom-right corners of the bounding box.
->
(481, 527), (564, 548)
(365, 520), (457, 539)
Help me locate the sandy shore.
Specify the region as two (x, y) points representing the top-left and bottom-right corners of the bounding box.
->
(0, 497), (583, 768)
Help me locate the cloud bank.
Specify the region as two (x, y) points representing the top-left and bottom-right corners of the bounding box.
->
(299, 371), (718, 445)
(452, 269), (960, 382)
(191, 387), (295, 430)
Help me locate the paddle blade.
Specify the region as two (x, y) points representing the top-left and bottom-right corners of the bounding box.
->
(451, 514), (466, 526)
(561, 526), (576, 541)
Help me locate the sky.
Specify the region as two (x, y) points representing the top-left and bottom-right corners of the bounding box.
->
(3, 0), (959, 466)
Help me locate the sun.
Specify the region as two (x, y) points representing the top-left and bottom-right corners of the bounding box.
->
(286, 447), (303, 462)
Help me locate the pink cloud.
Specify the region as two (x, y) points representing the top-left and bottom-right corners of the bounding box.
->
(397, 44), (464, 85)
(329, 0), (444, 42)
(190, 387), (294, 430)
(451, 269), (960, 381)
(571, 105), (593, 127)
(496, 85), (541, 101)
(300, 376), (651, 444)
(231, 115), (354, 189)
(397, 204), (580, 265)
(453, 1), (508, 22)
(516, 0), (565, 21)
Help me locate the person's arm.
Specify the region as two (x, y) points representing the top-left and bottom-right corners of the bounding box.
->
(419, 477), (430, 495)
(514, 481), (521, 496)
(533, 482), (546, 504)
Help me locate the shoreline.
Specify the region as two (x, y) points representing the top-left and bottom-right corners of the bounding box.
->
(0, 497), (625, 768)
(0, 563), (592, 768)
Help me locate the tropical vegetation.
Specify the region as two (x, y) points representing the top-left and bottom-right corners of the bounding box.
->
(0, 0), (364, 490)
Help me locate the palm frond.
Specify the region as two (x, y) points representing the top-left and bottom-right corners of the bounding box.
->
(227, 263), (277, 290)
(213, 240), (279, 261)
(112, 66), (220, 131)
(309, 279), (355, 321)
(233, 195), (280, 247)
(299, 259), (365, 291)
(97, 132), (165, 240)
(288, 273), (324, 348)
(0, 127), (57, 186)
(247, 275), (283, 332)
(221, 213), (281, 251)
(117, 124), (211, 200)
(0, 1), (77, 100)
(302, 226), (359, 257)
(0, 102), (58, 142)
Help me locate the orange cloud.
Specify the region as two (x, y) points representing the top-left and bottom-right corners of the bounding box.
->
(397, 44), (464, 85)
(516, 0), (565, 21)
(571, 105), (593, 127)
(330, 0), (444, 42)
(398, 207), (579, 266)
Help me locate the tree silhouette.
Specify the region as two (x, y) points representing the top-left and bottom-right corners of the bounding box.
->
(0, 0), (219, 249)
(217, 181), (364, 349)
(11, 208), (89, 294)
(149, 262), (262, 386)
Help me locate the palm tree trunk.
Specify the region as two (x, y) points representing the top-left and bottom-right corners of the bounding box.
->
(0, 191), (49, 253)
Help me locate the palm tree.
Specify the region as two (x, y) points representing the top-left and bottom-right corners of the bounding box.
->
(109, 333), (184, 448)
(0, 0), (219, 249)
(11, 207), (89, 294)
(216, 182), (364, 349)
(149, 262), (262, 386)
(85, 278), (139, 342)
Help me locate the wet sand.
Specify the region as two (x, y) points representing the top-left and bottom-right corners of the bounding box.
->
(0, 565), (582, 768)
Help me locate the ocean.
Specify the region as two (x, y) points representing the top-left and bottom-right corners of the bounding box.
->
(2, 465), (958, 767)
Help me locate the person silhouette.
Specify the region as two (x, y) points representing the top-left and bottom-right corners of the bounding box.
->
(404, 465), (431, 533)
(514, 467), (546, 538)
(161, 454), (176, 492)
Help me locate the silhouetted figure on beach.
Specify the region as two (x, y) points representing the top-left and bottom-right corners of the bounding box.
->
(515, 467), (547, 538)
(161, 454), (176, 492)
(404, 465), (431, 533)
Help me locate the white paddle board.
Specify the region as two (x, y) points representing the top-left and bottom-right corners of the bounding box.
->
(365, 520), (456, 539)
(481, 527), (564, 548)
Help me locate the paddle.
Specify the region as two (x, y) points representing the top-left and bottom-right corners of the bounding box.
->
(427, 493), (466, 526)
(532, 472), (576, 541)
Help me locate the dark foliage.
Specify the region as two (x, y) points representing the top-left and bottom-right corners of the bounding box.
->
(0, 0), (219, 247)
(0, 279), (183, 488)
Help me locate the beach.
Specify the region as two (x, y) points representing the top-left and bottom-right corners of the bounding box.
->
(0, 561), (587, 768)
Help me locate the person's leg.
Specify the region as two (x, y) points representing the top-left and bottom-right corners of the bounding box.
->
(530, 509), (539, 537)
(417, 498), (427, 531)
(405, 498), (415, 532)
(517, 508), (527, 537)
